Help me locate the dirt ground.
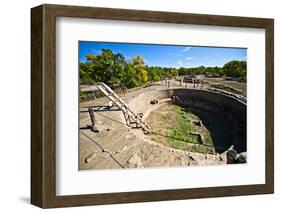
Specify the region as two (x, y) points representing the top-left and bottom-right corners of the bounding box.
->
(205, 78), (246, 96)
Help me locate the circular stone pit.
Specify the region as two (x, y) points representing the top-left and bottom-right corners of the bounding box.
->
(128, 88), (246, 154)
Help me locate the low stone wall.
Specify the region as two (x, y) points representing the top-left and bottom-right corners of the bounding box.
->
(128, 88), (246, 123)
(128, 89), (171, 120)
(172, 89), (246, 124)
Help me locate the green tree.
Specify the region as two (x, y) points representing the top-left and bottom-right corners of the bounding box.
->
(222, 60), (246, 78)
(170, 69), (178, 76)
(148, 67), (161, 82)
(85, 54), (96, 62)
(131, 56), (148, 84)
(119, 63), (138, 88)
(82, 49), (127, 87)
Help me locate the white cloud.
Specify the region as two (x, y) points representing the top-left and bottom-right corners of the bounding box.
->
(182, 47), (192, 52)
(177, 60), (183, 66)
(186, 57), (195, 60)
(168, 53), (173, 56)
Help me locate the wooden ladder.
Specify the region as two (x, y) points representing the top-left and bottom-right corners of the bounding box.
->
(95, 83), (150, 134)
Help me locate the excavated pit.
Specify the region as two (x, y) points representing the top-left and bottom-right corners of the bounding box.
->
(128, 88), (246, 154)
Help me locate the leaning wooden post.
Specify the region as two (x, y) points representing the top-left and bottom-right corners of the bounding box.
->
(88, 108), (96, 128)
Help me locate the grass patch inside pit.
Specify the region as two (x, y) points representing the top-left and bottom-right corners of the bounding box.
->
(146, 104), (214, 154)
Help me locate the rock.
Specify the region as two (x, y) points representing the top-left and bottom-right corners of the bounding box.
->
(226, 149), (247, 164)
(218, 152), (227, 162)
(150, 100), (159, 104)
(96, 126), (105, 132)
(122, 146), (127, 152)
(101, 151), (110, 159)
(236, 152), (247, 163)
(137, 113), (144, 118)
(188, 160), (198, 166)
(127, 154), (143, 168)
(171, 95), (179, 101)
(92, 126), (99, 132)
(227, 149), (237, 164)
(85, 152), (97, 163)
(103, 149), (111, 154)
(193, 120), (203, 126)
(87, 125), (99, 132)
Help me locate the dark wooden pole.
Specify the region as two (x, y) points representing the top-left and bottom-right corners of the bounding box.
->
(88, 108), (96, 127)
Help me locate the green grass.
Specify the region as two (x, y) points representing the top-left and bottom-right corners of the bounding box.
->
(147, 104), (214, 154)
(168, 106), (198, 146)
(204, 132), (213, 146)
(167, 106), (213, 153)
(191, 144), (213, 154)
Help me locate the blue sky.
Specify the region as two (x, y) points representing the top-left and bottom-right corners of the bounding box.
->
(79, 41), (247, 68)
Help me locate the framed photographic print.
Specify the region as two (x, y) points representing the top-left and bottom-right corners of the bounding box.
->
(31, 4), (274, 208)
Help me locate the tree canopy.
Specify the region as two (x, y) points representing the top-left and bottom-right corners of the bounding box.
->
(221, 60), (246, 78)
